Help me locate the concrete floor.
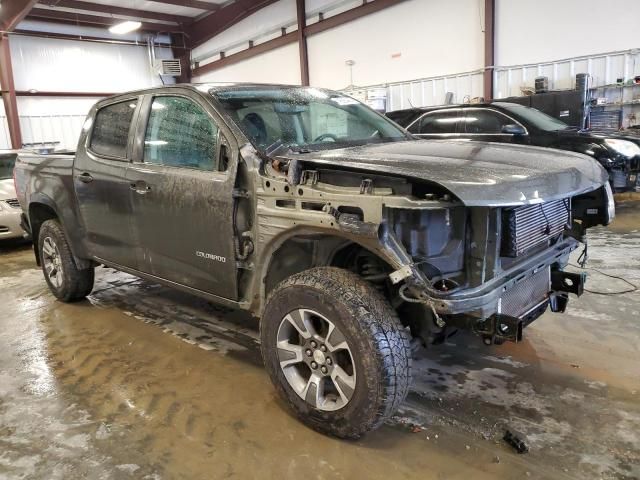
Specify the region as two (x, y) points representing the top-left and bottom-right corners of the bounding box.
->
(1, 203), (639, 480)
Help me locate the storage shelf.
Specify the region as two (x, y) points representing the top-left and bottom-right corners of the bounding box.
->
(590, 101), (640, 108)
(590, 83), (640, 91)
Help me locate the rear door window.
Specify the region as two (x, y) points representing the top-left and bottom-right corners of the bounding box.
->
(409, 110), (462, 134)
(463, 109), (512, 134)
(143, 96), (219, 171)
(90, 100), (138, 158)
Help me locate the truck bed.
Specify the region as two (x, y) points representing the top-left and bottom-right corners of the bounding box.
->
(14, 151), (88, 262)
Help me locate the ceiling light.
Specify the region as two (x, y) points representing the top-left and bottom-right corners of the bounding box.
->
(109, 21), (142, 35)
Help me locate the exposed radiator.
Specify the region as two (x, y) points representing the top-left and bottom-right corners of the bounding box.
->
(502, 199), (570, 257)
(500, 266), (550, 318)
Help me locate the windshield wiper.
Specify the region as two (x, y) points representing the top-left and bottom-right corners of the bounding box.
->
(263, 140), (312, 156)
(289, 145), (312, 154)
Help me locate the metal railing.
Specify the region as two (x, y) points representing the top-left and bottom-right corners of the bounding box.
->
(343, 69), (485, 112)
(494, 48), (640, 98)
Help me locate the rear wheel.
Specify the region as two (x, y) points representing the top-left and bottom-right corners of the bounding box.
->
(261, 267), (411, 438)
(39, 219), (94, 302)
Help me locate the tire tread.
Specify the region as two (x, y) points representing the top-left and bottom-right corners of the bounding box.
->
(39, 219), (94, 302)
(263, 266), (411, 438)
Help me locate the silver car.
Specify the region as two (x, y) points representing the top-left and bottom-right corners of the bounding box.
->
(0, 152), (27, 240)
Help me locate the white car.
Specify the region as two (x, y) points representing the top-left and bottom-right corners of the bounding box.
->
(0, 152), (28, 240)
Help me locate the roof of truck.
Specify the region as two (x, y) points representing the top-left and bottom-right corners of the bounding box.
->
(98, 82), (328, 104)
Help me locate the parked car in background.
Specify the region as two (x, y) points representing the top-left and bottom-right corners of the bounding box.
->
(15, 84), (613, 438)
(0, 151), (28, 241)
(387, 102), (640, 192)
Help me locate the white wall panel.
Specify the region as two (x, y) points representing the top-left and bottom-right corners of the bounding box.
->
(4, 33), (172, 149)
(194, 43), (301, 85)
(307, 0), (485, 90)
(193, 0), (484, 91)
(10, 35), (161, 93)
(495, 0), (640, 66)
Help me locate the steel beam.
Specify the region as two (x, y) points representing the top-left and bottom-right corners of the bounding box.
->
(27, 8), (180, 32)
(296, 0), (309, 86)
(171, 33), (192, 83)
(483, 0), (495, 101)
(38, 0), (193, 25)
(13, 29), (176, 46)
(0, 0), (39, 32)
(188, 0), (278, 47)
(15, 90), (115, 97)
(146, 0), (220, 11)
(0, 35), (23, 149)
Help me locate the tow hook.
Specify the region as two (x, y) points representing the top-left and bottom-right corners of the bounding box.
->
(477, 314), (523, 344)
(549, 270), (586, 313)
(551, 270), (586, 296)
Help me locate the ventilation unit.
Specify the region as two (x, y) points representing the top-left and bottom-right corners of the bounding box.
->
(155, 59), (182, 76)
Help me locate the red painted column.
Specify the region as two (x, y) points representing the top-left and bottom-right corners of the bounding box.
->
(296, 0), (310, 86)
(0, 35), (22, 149)
(483, 0), (495, 101)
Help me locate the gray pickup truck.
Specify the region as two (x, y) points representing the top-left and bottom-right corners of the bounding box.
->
(15, 83), (614, 438)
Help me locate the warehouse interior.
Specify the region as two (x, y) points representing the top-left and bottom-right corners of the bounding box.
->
(1, 1), (639, 479)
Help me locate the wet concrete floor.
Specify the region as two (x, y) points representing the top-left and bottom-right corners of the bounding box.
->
(0, 203), (639, 480)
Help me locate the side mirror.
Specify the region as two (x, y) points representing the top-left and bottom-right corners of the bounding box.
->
(502, 124), (526, 136)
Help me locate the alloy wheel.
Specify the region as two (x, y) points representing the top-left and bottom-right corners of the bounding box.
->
(276, 308), (356, 411)
(42, 236), (64, 289)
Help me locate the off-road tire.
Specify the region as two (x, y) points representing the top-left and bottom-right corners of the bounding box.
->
(261, 267), (412, 439)
(38, 219), (94, 302)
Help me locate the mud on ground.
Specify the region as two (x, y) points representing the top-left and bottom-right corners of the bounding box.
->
(0, 203), (639, 480)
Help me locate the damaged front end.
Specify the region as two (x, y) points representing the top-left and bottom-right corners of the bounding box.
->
(257, 148), (613, 348)
(382, 183), (614, 346)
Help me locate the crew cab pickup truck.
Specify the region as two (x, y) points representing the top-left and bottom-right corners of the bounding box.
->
(15, 83), (614, 438)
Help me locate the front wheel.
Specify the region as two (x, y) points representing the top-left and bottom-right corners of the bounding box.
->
(261, 267), (412, 438)
(38, 219), (94, 302)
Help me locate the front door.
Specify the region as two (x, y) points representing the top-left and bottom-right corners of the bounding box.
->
(408, 109), (463, 139)
(126, 93), (238, 300)
(74, 97), (140, 267)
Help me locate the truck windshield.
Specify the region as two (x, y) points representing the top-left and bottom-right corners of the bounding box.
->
(0, 155), (16, 180)
(211, 86), (408, 153)
(500, 104), (571, 132)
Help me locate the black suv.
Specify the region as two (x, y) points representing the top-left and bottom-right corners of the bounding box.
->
(387, 102), (640, 192)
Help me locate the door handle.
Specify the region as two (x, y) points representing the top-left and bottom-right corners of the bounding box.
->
(76, 172), (93, 184)
(130, 181), (151, 195)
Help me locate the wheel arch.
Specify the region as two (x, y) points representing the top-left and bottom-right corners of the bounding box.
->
(256, 226), (395, 316)
(28, 199), (91, 269)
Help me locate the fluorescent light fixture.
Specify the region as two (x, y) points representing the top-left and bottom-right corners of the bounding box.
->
(109, 21), (142, 35)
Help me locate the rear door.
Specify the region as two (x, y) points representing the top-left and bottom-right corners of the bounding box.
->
(74, 97), (140, 267)
(126, 91), (238, 300)
(406, 109), (463, 138)
(461, 108), (527, 143)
